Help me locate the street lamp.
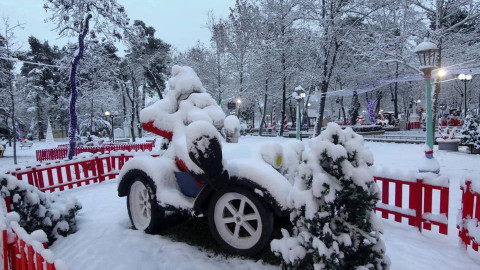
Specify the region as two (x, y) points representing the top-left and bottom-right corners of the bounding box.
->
(292, 85), (306, 140)
(458, 73), (472, 118)
(105, 110), (114, 143)
(414, 37), (440, 173)
(236, 97), (242, 117)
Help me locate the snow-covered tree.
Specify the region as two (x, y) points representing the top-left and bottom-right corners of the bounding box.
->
(0, 17), (23, 164)
(460, 114), (480, 153)
(272, 123), (389, 269)
(44, 0), (130, 159)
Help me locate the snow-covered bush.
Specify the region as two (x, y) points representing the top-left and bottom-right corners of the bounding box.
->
(223, 115), (241, 143)
(271, 123), (389, 269)
(0, 174), (82, 244)
(460, 115), (480, 153)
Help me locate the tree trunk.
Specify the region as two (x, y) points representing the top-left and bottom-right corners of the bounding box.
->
(280, 51), (286, 136)
(9, 77), (17, 164)
(90, 98), (94, 134)
(259, 78), (268, 136)
(67, 14), (92, 160)
(314, 83), (327, 137)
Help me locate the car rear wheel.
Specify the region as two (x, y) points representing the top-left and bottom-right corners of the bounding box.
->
(127, 177), (164, 234)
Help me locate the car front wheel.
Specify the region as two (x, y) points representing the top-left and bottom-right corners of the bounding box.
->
(208, 187), (274, 256)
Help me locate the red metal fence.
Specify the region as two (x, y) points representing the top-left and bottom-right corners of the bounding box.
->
(459, 180), (480, 251)
(9, 153), (147, 193)
(35, 141), (155, 162)
(1, 198), (64, 270)
(374, 176), (449, 235)
(406, 122), (421, 130)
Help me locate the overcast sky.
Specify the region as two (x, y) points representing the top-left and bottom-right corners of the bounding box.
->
(0, 0), (234, 53)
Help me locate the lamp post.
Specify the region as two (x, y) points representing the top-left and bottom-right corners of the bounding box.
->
(458, 73), (472, 118)
(292, 85), (306, 140)
(105, 110), (114, 143)
(414, 37), (440, 173)
(236, 97), (242, 117)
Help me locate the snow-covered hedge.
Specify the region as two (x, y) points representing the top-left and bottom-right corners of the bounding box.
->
(271, 123), (389, 269)
(0, 174), (82, 244)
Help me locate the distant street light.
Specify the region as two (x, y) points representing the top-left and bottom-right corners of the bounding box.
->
(458, 73), (473, 118)
(105, 110), (115, 143)
(292, 85), (306, 140)
(414, 37), (440, 173)
(236, 97), (242, 117)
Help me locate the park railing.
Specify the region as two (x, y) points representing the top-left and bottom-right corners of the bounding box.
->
(35, 140), (155, 162)
(406, 122), (421, 130)
(8, 151), (158, 193)
(459, 177), (480, 251)
(373, 171), (449, 235)
(1, 198), (66, 270)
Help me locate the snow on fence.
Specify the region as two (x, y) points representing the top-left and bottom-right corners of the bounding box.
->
(1, 200), (66, 270)
(373, 170), (449, 235)
(459, 177), (480, 251)
(35, 141), (155, 162)
(8, 152), (158, 193)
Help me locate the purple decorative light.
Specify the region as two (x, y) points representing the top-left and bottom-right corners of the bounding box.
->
(67, 16), (91, 160)
(367, 101), (376, 123)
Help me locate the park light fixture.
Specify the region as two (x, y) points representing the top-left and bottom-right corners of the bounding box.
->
(237, 98), (242, 104)
(414, 37), (440, 173)
(292, 85), (306, 140)
(105, 110), (115, 143)
(436, 68), (446, 78)
(458, 73), (473, 118)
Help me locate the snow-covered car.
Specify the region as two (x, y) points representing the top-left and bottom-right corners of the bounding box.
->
(117, 66), (297, 256)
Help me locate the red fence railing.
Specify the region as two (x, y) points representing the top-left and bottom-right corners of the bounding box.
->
(406, 122), (421, 130)
(1, 222), (65, 270)
(8, 152), (153, 193)
(374, 175), (449, 235)
(1, 198), (65, 270)
(35, 141), (155, 162)
(459, 180), (480, 251)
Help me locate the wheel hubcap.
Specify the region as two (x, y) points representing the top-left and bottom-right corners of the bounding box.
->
(129, 181), (152, 230)
(214, 192), (262, 250)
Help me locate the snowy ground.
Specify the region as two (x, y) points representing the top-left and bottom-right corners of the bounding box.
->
(1, 135), (480, 269)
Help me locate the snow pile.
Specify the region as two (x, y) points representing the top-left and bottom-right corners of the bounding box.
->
(139, 65), (225, 135)
(0, 173), (81, 243)
(138, 65), (226, 175)
(224, 115), (241, 143)
(271, 123), (389, 269)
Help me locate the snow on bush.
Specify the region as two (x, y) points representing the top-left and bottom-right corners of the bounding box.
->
(271, 123), (389, 269)
(460, 114), (480, 152)
(224, 115), (240, 142)
(0, 174), (81, 244)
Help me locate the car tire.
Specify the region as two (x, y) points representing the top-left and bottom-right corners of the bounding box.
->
(208, 186), (274, 256)
(127, 176), (164, 234)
